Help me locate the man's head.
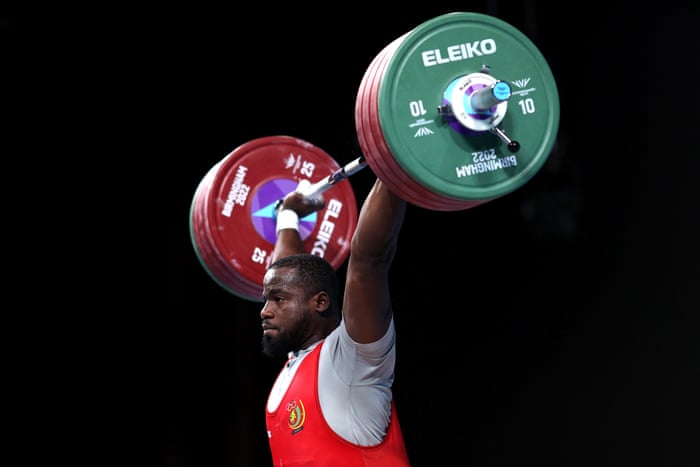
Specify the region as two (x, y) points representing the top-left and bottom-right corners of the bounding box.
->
(260, 254), (341, 358)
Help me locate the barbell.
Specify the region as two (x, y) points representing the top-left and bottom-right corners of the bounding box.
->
(190, 12), (560, 301)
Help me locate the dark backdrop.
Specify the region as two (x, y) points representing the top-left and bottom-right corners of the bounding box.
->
(165, 2), (699, 466)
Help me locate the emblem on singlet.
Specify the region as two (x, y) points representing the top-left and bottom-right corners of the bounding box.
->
(286, 398), (306, 434)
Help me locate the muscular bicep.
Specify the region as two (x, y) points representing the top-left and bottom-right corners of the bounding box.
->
(341, 253), (393, 344)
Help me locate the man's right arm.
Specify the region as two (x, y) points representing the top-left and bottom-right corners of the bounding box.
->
(342, 178), (407, 344)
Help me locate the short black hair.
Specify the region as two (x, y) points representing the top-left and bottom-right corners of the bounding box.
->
(269, 254), (341, 318)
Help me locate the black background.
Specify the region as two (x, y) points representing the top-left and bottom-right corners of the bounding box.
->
(161, 2), (699, 466)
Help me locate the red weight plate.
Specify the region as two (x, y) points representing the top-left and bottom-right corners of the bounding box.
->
(191, 163), (262, 300)
(355, 41), (421, 203)
(356, 36), (424, 205)
(357, 35), (470, 210)
(355, 27), (498, 211)
(192, 136), (358, 302)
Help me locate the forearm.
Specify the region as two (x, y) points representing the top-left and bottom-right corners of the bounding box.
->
(270, 209), (305, 264)
(351, 179), (406, 263)
(271, 228), (305, 263)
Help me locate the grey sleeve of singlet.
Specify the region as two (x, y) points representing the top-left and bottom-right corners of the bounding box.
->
(318, 318), (396, 446)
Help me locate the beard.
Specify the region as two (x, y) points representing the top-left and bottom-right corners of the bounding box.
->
(261, 313), (311, 359)
(261, 332), (293, 359)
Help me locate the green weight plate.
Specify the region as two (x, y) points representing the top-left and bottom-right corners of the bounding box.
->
(377, 11), (560, 201)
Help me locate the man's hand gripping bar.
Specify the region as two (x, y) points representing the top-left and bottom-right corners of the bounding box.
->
(274, 156), (368, 215)
(298, 156), (368, 199)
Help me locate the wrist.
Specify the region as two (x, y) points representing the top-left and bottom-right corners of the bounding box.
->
(275, 209), (299, 234)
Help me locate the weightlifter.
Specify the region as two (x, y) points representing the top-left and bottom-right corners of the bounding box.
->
(260, 176), (411, 466)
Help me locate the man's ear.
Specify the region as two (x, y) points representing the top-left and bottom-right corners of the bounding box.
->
(312, 291), (330, 313)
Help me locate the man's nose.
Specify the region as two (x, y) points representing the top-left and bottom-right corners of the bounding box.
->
(260, 302), (272, 319)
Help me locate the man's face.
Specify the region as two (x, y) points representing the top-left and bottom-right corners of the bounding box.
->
(260, 267), (312, 358)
